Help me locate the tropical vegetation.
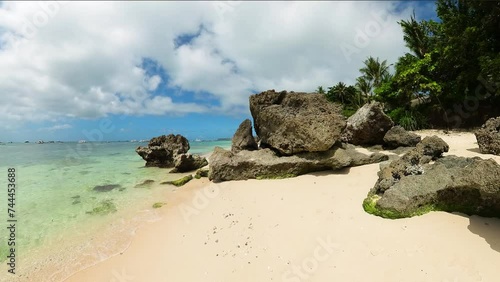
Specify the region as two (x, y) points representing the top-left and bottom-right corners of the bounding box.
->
(319, 0), (500, 130)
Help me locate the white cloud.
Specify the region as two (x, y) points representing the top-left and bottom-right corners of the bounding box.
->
(0, 1), (418, 129)
(38, 123), (72, 131)
(146, 75), (162, 91)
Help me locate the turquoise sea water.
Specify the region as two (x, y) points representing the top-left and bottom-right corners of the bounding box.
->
(0, 140), (230, 281)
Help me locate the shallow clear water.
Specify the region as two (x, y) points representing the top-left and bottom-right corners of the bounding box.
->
(0, 140), (230, 280)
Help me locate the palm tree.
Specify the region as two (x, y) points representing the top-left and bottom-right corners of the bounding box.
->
(399, 12), (429, 59)
(327, 82), (357, 105)
(359, 56), (390, 89)
(355, 76), (372, 101)
(346, 85), (362, 108)
(316, 86), (325, 94)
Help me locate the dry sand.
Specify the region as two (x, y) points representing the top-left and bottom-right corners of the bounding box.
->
(65, 130), (500, 282)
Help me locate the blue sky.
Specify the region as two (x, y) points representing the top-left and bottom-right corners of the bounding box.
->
(0, 1), (438, 142)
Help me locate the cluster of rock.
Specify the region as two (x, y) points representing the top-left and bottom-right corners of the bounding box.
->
(135, 134), (207, 173)
(209, 90), (413, 182)
(364, 136), (500, 218)
(341, 102), (421, 148)
(210, 145), (388, 182)
(475, 117), (500, 155)
(135, 90), (432, 184)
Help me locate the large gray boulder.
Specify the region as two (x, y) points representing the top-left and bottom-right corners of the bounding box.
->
(249, 90), (346, 155)
(475, 117), (500, 155)
(231, 119), (258, 153)
(363, 136), (500, 219)
(208, 146), (388, 182)
(136, 134), (190, 168)
(342, 101), (394, 145)
(169, 154), (208, 173)
(383, 126), (421, 149)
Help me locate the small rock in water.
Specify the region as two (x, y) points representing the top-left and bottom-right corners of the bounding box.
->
(93, 184), (122, 192)
(134, 179), (155, 188)
(86, 199), (117, 215)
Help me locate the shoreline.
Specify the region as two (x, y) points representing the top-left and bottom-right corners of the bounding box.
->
(0, 172), (210, 282)
(65, 130), (500, 282)
(0, 140), (228, 282)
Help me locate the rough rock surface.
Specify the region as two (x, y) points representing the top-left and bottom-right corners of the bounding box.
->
(231, 119), (258, 153)
(383, 126), (421, 149)
(249, 90), (346, 155)
(342, 101), (394, 145)
(209, 146), (388, 182)
(364, 136), (500, 219)
(475, 117), (500, 155)
(136, 134), (190, 168)
(372, 136), (450, 194)
(169, 154), (208, 173)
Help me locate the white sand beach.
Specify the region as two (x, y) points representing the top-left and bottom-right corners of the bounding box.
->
(65, 130), (500, 282)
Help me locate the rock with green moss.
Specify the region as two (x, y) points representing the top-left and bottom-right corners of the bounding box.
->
(256, 173), (297, 180)
(209, 145), (388, 182)
(86, 199), (117, 215)
(161, 175), (193, 187)
(364, 136), (500, 219)
(195, 168), (209, 179)
(152, 202), (166, 208)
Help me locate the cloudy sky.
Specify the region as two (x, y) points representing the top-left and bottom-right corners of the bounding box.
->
(0, 1), (437, 142)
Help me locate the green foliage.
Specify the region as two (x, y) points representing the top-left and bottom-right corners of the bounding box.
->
(399, 113), (419, 131)
(326, 82), (355, 104)
(359, 57), (390, 89)
(355, 76), (372, 102)
(388, 108), (428, 131)
(324, 82), (365, 117)
(316, 86), (326, 94)
(342, 107), (358, 118)
(375, 0), (500, 127)
(325, 0), (500, 128)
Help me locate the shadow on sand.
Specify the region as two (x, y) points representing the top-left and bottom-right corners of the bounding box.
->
(467, 215), (500, 253)
(466, 147), (482, 154)
(308, 167), (352, 176)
